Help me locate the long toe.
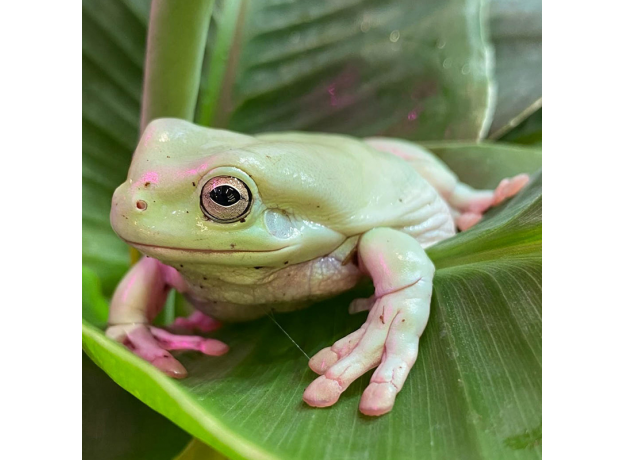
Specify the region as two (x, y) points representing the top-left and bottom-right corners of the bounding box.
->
(308, 347), (339, 374)
(507, 174), (530, 197)
(359, 382), (397, 416)
(303, 375), (342, 407)
(200, 339), (229, 356)
(152, 355), (188, 379)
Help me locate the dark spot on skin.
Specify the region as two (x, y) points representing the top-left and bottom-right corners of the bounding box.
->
(179, 264), (184, 268)
(186, 211), (189, 213)
(254, 266), (263, 269)
(399, 198), (403, 203)
(144, 182), (151, 187)
(402, 319), (405, 322)
(316, 205), (320, 208)
(380, 315), (385, 324)
(266, 155), (272, 159)
(203, 276), (207, 280)
(240, 218), (246, 223)
(284, 261), (289, 265)
(192, 182), (196, 187)
(287, 273), (291, 277)
(200, 284), (204, 289)
(167, 156), (170, 158)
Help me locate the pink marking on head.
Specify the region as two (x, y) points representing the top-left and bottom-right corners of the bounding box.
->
(180, 162), (209, 177)
(141, 172), (159, 184)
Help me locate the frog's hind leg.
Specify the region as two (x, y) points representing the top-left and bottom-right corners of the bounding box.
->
(365, 138), (529, 230)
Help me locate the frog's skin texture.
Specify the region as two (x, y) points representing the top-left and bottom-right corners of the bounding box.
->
(107, 119), (528, 416)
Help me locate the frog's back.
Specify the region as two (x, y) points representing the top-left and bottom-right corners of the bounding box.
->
(256, 131), (455, 247)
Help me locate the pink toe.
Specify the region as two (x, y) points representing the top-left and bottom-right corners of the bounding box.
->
(457, 212), (482, 231)
(506, 174), (530, 197)
(493, 178), (511, 205)
(309, 348), (339, 375)
(359, 382), (397, 416)
(200, 339), (229, 356)
(152, 356), (188, 379)
(303, 376), (342, 407)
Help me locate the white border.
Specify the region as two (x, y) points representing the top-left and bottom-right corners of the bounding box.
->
(543, 0), (624, 458)
(1, 2), (81, 459)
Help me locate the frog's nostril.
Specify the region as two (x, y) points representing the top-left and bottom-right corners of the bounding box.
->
(136, 200), (148, 211)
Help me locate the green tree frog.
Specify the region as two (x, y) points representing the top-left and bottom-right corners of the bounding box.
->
(107, 119), (528, 416)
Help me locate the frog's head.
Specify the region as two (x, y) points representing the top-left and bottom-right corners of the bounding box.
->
(111, 119), (366, 267)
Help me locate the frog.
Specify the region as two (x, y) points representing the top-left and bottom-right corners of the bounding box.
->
(107, 118), (528, 416)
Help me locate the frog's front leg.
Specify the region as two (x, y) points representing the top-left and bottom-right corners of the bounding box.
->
(106, 257), (228, 378)
(303, 228), (433, 416)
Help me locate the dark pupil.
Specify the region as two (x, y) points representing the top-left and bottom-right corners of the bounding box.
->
(210, 185), (241, 206)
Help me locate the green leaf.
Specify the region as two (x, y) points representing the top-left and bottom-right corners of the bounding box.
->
(83, 146), (542, 460)
(82, 266), (109, 327)
(422, 141), (542, 188)
(499, 109), (542, 145)
(487, 0), (542, 138)
(198, 0), (495, 141)
(83, 353), (191, 460)
(82, 0), (148, 293)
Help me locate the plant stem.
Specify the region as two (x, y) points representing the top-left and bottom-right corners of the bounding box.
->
(140, 0), (215, 132)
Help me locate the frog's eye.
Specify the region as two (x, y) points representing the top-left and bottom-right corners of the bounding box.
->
(200, 176), (252, 223)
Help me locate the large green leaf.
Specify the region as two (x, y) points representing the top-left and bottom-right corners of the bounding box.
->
(83, 145), (542, 460)
(197, 0), (495, 141)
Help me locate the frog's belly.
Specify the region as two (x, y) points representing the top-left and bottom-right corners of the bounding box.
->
(183, 257), (363, 322)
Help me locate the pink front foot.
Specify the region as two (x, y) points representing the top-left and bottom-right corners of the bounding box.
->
(106, 323), (229, 379)
(172, 311), (222, 334)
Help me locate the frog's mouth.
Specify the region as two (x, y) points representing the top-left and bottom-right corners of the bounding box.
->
(127, 241), (289, 255)
(124, 240), (295, 266)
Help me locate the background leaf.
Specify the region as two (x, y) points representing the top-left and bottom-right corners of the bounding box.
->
(82, 0), (146, 293)
(487, 0), (542, 138)
(499, 109), (542, 145)
(197, 0), (495, 140)
(83, 146), (542, 460)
